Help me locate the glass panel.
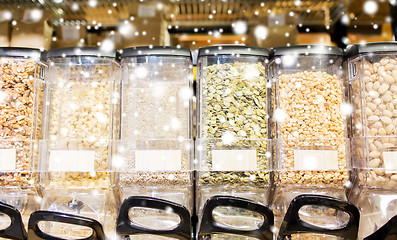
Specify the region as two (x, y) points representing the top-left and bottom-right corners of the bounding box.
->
(212, 206), (264, 231)
(298, 205), (350, 229)
(38, 221), (93, 239)
(129, 207), (181, 231)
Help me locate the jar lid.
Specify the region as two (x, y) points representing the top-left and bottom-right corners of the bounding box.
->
(192, 49), (198, 66)
(345, 42), (397, 58)
(120, 46), (191, 58)
(198, 45), (268, 57)
(47, 47), (116, 58)
(0, 47), (43, 59)
(269, 45), (343, 58)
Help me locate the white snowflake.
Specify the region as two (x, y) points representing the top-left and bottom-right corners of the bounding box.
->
(363, 1), (379, 15)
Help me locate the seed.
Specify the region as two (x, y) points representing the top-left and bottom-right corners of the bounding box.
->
(201, 61), (269, 187)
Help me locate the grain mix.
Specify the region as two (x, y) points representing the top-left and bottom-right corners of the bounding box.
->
(351, 56), (397, 188)
(43, 60), (117, 188)
(276, 70), (349, 186)
(199, 61), (269, 187)
(119, 59), (192, 187)
(0, 58), (43, 186)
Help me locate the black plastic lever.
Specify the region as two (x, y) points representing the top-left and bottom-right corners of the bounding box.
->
(116, 196), (192, 240)
(0, 201), (27, 240)
(28, 211), (105, 240)
(364, 215), (397, 240)
(198, 195), (274, 240)
(278, 194), (360, 240)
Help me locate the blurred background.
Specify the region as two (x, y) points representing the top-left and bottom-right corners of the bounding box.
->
(0, 0), (395, 51)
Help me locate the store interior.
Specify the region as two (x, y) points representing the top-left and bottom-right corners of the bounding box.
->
(0, 0), (395, 50)
(0, 1), (396, 240)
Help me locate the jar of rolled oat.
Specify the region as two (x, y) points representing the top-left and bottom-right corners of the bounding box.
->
(346, 42), (397, 239)
(0, 47), (45, 233)
(269, 45), (350, 239)
(114, 46), (194, 238)
(196, 45), (273, 239)
(39, 47), (119, 238)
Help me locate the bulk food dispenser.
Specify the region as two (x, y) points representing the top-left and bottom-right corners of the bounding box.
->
(0, 47), (45, 238)
(196, 45), (274, 239)
(114, 46), (194, 239)
(269, 45), (353, 239)
(346, 42), (397, 239)
(38, 47), (119, 238)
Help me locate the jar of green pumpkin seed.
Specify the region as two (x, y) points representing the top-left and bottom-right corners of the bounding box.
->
(196, 45), (272, 238)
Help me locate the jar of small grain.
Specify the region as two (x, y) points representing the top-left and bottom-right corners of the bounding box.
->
(0, 47), (45, 231)
(39, 47), (120, 238)
(269, 45), (350, 238)
(346, 42), (397, 239)
(114, 46), (194, 238)
(196, 45), (272, 239)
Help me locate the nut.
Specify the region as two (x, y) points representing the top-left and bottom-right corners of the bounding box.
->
(0, 59), (43, 187)
(276, 71), (349, 186)
(352, 57), (397, 188)
(43, 63), (117, 188)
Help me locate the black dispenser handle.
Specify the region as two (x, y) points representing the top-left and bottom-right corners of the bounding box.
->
(28, 211), (105, 240)
(116, 196), (192, 240)
(0, 201), (27, 240)
(278, 194), (360, 240)
(198, 195), (274, 240)
(364, 215), (397, 240)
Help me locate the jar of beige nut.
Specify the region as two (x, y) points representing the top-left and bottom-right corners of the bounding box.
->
(0, 47), (45, 230)
(39, 47), (120, 238)
(347, 42), (397, 239)
(269, 45), (350, 237)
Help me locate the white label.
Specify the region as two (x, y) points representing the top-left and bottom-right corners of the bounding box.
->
(0, 149), (16, 171)
(61, 26), (80, 41)
(22, 9), (43, 23)
(294, 150), (338, 170)
(212, 150), (257, 171)
(383, 152), (397, 173)
(49, 150), (95, 172)
(268, 14), (286, 27)
(135, 150), (181, 171)
(138, 5), (157, 17)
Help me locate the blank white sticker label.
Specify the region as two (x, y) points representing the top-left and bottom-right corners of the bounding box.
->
(0, 149), (16, 171)
(61, 26), (80, 41)
(383, 152), (397, 173)
(294, 150), (338, 170)
(49, 150), (95, 172)
(138, 5), (157, 17)
(212, 150), (257, 171)
(135, 150), (182, 171)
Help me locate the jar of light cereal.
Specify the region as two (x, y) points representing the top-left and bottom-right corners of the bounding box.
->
(115, 46), (194, 239)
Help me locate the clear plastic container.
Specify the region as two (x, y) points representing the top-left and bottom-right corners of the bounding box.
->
(115, 46), (193, 239)
(346, 42), (397, 239)
(269, 45), (351, 235)
(196, 45), (272, 239)
(0, 47), (45, 232)
(39, 47), (120, 238)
